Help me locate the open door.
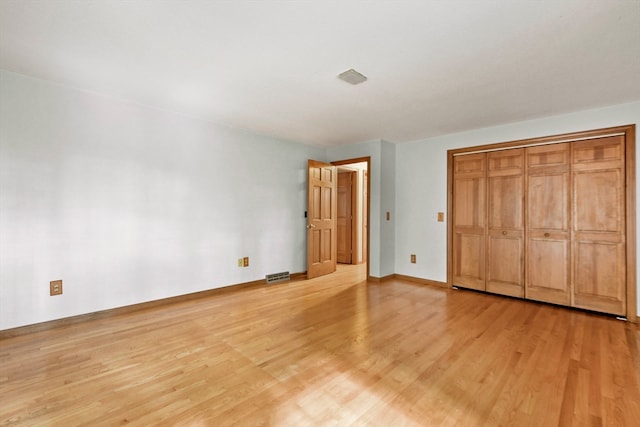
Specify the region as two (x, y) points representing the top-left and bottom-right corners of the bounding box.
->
(307, 160), (337, 279)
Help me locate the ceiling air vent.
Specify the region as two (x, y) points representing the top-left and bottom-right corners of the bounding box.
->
(338, 68), (367, 85)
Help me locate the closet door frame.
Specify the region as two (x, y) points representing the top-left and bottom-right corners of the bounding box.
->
(447, 124), (637, 322)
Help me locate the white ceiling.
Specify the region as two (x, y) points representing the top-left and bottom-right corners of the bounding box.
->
(1, 0), (639, 147)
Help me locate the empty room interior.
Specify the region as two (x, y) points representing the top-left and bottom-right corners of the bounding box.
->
(2, 1), (640, 425)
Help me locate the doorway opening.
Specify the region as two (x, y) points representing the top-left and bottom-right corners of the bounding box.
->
(332, 157), (370, 280)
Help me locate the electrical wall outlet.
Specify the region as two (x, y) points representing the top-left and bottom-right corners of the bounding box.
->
(238, 258), (244, 267)
(410, 254), (416, 264)
(437, 212), (445, 222)
(243, 257), (249, 267)
(50, 280), (63, 296)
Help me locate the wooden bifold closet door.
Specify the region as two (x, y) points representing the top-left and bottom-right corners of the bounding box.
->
(486, 149), (524, 298)
(572, 136), (626, 315)
(525, 143), (571, 306)
(452, 153), (486, 291)
(450, 128), (632, 317)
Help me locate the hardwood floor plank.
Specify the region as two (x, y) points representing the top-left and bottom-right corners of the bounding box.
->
(1, 264), (639, 426)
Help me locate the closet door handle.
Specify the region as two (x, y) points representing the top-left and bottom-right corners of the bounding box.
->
(544, 232), (550, 237)
(502, 230), (507, 235)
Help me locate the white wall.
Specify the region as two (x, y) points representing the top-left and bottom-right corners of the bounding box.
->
(0, 71), (325, 330)
(394, 101), (640, 310)
(3, 68), (639, 330)
(380, 141), (396, 277)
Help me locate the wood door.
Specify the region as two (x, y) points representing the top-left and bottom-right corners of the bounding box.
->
(525, 143), (571, 305)
(452, 153), (486, 291)
(363, 171), (368, 264)
(307, 160), (337, 279)
(337, 171), (354, 264)
(486, 149), (524, 297)
(572, 136), (626, 315)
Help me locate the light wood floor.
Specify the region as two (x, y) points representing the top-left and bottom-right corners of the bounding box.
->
(1, 264), (639, 426)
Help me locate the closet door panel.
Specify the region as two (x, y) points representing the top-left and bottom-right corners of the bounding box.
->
(574, 241), (625, 315)
(528, 238), (570, 295)
(528, 174), (569, 230)
(488, 175), (523, 228)
(454, 233), (485, 290)
(525, 144), (571, 305)
(572, 136), (626, 315)
(486, 149), (524, 297)
(452, 153), (486, 291)
(454, 178), (485, 227)
(574, 169), (623, 233)
(487, 232), (523, 297)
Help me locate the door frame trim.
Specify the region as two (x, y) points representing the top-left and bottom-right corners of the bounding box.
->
(332, 157), (371, 280)
(447, 124), (637, 322)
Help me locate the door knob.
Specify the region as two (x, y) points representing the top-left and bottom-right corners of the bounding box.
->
(306, 224), (316, 229)
(544, 232), (550, 237)
(502, 230), (507, 235)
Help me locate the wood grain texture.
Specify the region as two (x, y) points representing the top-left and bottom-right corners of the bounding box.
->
(625, 125), (637, 323)
(448, 124), (637, 321)
(452, 153), (487, 291)
(572, 136), (626, 315)
(486, 148), (524, 297)
(526, 143), (571, 306)
(337, 171), (354, 264)
(307, 160), (337, 279)
(2, 264), (639, 426)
